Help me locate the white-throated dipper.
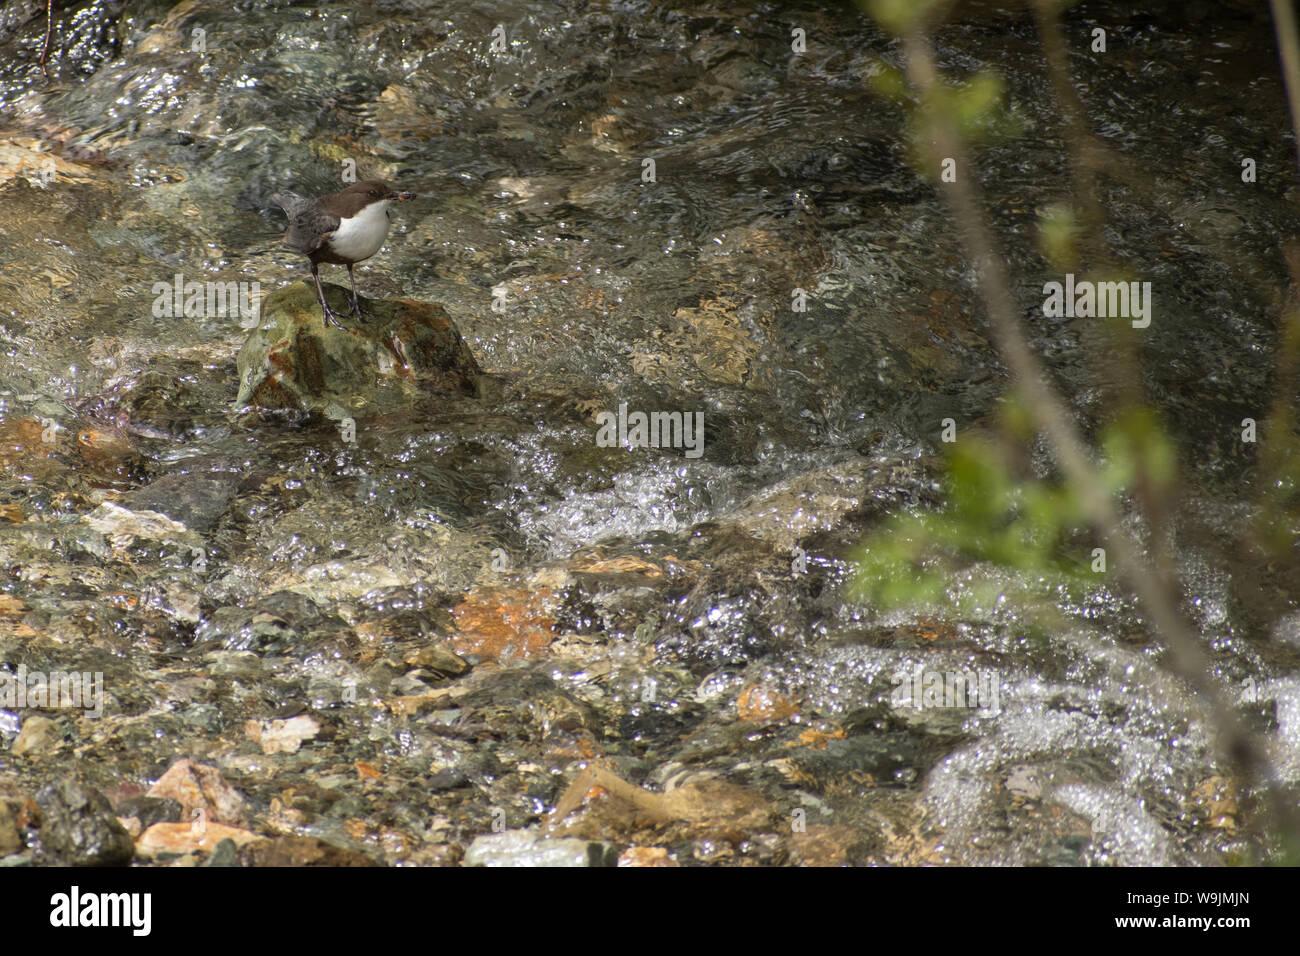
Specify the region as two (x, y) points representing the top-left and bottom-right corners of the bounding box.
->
(271, 179), (415, 328)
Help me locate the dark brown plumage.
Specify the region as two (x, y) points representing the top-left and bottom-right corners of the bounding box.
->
(272, 180), (414, 327)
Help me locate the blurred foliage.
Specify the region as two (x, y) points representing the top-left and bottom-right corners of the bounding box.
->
(851, 401), (1177, 617)
(1036, 203), (1078, 271)
(867, 59), (1025, 176)
(853, 0), (1300, 612)
(863, 0), (940, 33)
(857, 0), (1300, 858)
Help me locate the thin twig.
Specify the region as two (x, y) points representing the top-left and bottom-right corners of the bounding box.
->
(1271, 0), (1300, 175)
(39, 0), (54, 76)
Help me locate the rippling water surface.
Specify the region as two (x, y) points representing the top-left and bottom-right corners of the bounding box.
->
(0, 0), (1295, 865)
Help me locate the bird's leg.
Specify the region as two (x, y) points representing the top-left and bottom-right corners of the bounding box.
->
(346, 263), (367, 318)
(310, 262), (345, 329)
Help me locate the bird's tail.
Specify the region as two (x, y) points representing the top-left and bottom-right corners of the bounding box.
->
(271, 191), (306, 212)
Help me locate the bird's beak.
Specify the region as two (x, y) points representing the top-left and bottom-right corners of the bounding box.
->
(395, 191), (415, 202)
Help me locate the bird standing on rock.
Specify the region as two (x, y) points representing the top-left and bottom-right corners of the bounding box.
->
(271, 180), (415, 328)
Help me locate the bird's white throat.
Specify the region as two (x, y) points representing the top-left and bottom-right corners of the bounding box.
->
(329, 199), (392, 262)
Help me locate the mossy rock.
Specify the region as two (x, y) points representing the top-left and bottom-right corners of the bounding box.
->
(234, 281), (484, 418)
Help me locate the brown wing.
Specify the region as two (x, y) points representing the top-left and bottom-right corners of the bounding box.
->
(283, 207), (339, 255)
(272, 192), (340, 255)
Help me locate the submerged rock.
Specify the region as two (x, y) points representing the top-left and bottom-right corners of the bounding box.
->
(234, 282), (485, 418)
(12, 715), (62, 757)
(0, 795), (26, 855)
(464, 829), (617, 867)
(35, 779), (135, 866)
(146, 758), (248, 827)
(118, 472), (241, 534)
(237, 835), (378, 867)
(244, 714), (321, 755)
(135, 822), (260, 860)
(113, 796), (182, 831)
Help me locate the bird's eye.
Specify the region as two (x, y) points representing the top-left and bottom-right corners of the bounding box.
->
(370, 190), (380, 197)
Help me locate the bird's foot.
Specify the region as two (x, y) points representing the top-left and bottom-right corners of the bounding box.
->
(321, 305), (347, 329)
(347, 297), (368, 319)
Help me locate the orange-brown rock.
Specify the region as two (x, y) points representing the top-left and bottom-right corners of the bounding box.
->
(788, 824), (864, 867)
(736, 682), (799, 722)
(237, 835), (378, 867)
(573, 555), (664, 577)
(618, 846), (678, 867)
(546, 764), (773, 842)
(451, 587), (557, 661)
(146, 758), (247, 827)
(135, 821), (260, 859)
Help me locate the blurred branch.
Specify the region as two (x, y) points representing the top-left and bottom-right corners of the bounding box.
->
(1266, 2), (1300, 521)
(1031, 0), (1105, 268)
(1030, 0), (1181, 613)
(40, 0), (53, 75)
(1271, 0), (1300, 173)
(893, 16), (1300, 848)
